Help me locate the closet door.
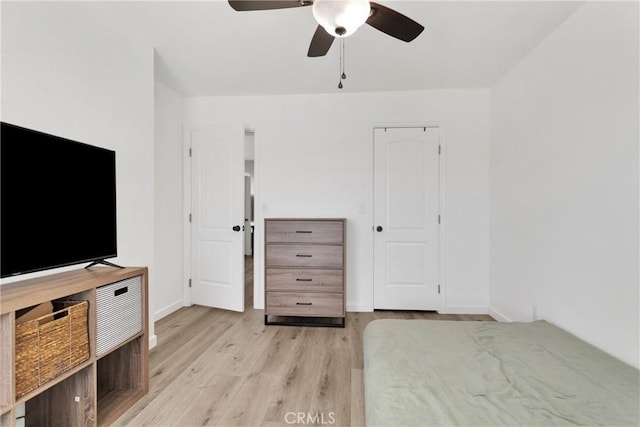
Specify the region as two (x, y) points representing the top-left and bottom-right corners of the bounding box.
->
(373, 127), (441, 310)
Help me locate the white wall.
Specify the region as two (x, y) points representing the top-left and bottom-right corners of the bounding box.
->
(154, 79), (184, 321)
(1, 2), (156, 342)
(184, 89), (491, 313)
(489, 2), (639, 367)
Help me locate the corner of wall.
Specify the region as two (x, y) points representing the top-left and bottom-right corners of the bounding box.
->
(148, 334), (158, 351)
(488, 307), (511, 322)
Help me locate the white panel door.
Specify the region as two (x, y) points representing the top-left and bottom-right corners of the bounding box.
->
(373, 127), (440, 310)
(191, 127), (244, 312)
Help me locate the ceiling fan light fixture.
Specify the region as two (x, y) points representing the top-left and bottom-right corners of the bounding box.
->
(312, 0), (371, 38)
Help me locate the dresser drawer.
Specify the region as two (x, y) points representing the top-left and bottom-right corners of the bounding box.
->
(266, 292), (344, 317)
(265, 220), (343, 244)
(266, 244), (343, 268)
(96, 275), (143, 356)
(266, 268), (343, 292)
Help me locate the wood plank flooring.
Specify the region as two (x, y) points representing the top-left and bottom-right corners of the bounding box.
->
(114, 257), (494, 427)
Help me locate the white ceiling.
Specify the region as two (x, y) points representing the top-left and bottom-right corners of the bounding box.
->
(98, 0), (583, 96)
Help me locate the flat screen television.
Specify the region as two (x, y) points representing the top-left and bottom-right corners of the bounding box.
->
(1, 122), (117, 278)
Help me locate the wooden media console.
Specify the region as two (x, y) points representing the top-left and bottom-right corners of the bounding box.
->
(0, 267), (149, 427)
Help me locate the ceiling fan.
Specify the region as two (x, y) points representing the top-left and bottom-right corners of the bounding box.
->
(228, 0), (425, 57)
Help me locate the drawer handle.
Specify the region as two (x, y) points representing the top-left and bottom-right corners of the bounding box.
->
(296, 254), (312, 258)
(114, 286), (128, 297)
(296, 278), (313, 282)
(296, 231), (312, 234)
(296, 302), (312, 306)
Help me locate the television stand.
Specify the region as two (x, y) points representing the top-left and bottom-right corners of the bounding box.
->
(0, 267), (149, 426)
(85, 259), (124, 269)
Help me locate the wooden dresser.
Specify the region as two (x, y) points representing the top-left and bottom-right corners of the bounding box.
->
(264, 218), (346, 327)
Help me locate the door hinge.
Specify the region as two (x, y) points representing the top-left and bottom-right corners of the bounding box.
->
(189, 147), (192, 157)
(189, 278), (192, 288)
(189, 213), (192, 223)
(438, 145), (441, 155)
(438, 214), (441, 224)
(438, 284), (441, 294)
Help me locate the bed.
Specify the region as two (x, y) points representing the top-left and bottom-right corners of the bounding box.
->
(363, 319), (639, 426)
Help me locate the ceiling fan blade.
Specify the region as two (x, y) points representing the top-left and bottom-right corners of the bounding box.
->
(228, 1), (310, 12)
(307, 25), (335, 57)
(366, 2), (424, 42)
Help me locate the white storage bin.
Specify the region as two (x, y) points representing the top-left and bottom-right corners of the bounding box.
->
(96, 275), (142, 356)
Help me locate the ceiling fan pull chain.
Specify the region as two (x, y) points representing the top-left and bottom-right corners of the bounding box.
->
(338, 39), (344, 89)
(338, 38), (343, 89)
(342, 38), (347, 80)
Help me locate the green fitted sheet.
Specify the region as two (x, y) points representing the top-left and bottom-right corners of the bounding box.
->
(363, 319), (639, 427)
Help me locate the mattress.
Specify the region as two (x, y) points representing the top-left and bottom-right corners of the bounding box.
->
(363, 319), (639, 426)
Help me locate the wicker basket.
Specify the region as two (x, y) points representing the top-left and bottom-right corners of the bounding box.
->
(15, 300), (90, 398)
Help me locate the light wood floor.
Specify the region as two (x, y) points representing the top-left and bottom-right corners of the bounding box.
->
(115, 257), (493, 427)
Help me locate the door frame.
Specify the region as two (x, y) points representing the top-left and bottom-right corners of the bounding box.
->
(182, 125), (262, 309)
(370, 122), (447, 312)
(183, 127), (194, 307)
(250, 129), (264, 310)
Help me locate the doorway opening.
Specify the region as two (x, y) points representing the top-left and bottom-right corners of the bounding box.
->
(244, 130), (255, 310)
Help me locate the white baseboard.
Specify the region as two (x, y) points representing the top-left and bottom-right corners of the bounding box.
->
(347, 304), (373, 312)
(149, 334), (158, 350)
(488, 306), (511, 322)
(154, 300), (184, 322)
(440, 305), (489, 315)
(347, 305), (490, 314)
